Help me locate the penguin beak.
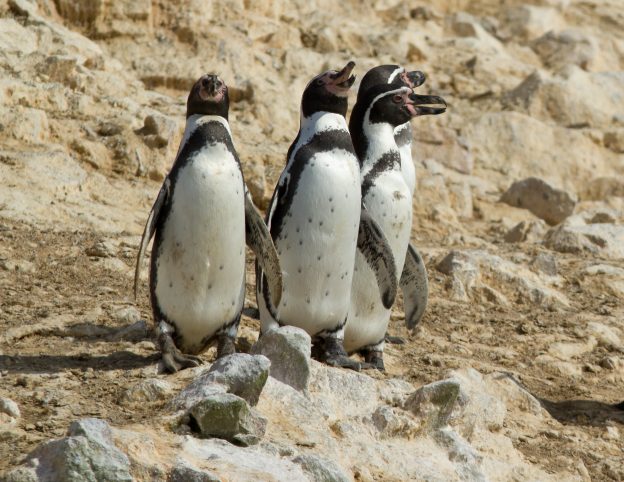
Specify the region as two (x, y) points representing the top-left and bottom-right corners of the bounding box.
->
(199, 75), (224, 100)
(407, 93), (447, 115)
(331, 61), (356, 89)
(401, 70), (426, 89)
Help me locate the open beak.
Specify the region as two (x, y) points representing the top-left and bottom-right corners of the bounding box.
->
(408, 92), (447, 115)
(330, 61), (356, 89)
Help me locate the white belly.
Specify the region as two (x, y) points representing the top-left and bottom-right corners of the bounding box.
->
(154, 144), (246, 352)
(344, 170), (412, 352)
(399, 145), (416, 196)
(264, 149), (361, 336)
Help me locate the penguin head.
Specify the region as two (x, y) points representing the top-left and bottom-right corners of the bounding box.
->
(358, 65), (426, 102)
(301, 61), (356, 118)
(187, 74), (229, 119)
(365, 85), (447, 127)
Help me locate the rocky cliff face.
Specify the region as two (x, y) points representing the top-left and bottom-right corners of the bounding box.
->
(0, 0), (623, 481)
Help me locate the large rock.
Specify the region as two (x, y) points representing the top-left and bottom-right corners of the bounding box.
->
(404, 379), (461, 430)
(291, 454), (350, 482)
(251, 326), (312, 392)
(544, 221), (624, 259)
(188, 392), (267, 447)
(500, 177), (576, 225)
(436, 249), (569, 308)
(3, 418), (132, 482)
(175, 354), (270, 409)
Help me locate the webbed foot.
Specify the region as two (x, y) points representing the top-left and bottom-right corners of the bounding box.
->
(313, 336), (361, 372)
(159, 333), (202, 373)
(362, 349), (385, 371)
(216, 332), (236, 359)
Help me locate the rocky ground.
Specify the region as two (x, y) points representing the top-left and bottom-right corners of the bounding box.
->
(1, 0), (623, 480)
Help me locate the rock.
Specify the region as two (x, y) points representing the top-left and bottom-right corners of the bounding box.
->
(188, 392), (267, 446)
(586, 322), (623, 352)
(113, 306), (141, 324)
(7, 418), (133, 482)
(404, 379), (461, 429)
(504, 220), (547, 243)
(500, 177), (576, 226)
(371, 405), (419, 439)
(251, 326), (311, 392)
(464, 111), (614, 193)
(168, 462), (221, 482)
(291, 454), (350, 482)
(529, 253), (558, 276)
(176, 354), (270, 409)
(500, 5), (564, 41)
(604, 129), (624, 154)
(121, 379), (173, 404)
(0, 18), (38, 55)
(545, 222), (624, 259)
(579, 177), (624, 201)
(0, 398), (20, 419)
(436, 249), (569, 308)
(0, 107), (50, 144)
(137, 114), (178, 150)
(85, 240), (117, 258)
(531, 29), (597, 71)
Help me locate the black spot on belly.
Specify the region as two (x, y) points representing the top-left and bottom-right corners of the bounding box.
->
(330, 208), (334, 213)
(298, 267), (302, 273)
(169, 282), (173, 288)
(219, 265), (224, 270)
(329, 197), (333, 202)
(319, 221), (323, 227)
(296, 227), (300, 233)
(208, 284), (212, 289)
(231, 300), (235, 306)
(317, 255), (322, 261)
(299, 240), (303, 246)
(191, 276), (195, 281)
(325, 290), (329, 296)
(308, 217), (312, 223)
(326, 273), (331, 278)
(306, 297), (310, 304)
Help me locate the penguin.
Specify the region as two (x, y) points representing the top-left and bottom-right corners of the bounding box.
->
(345, 84), (446, 370)
(134, 74), (282, 373)
(256, 61), (397, 371)
(357, 65), (426, 195)
(356, 64), (446, 331)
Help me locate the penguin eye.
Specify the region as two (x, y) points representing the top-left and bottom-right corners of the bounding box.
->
(392, 95), (403, 103)
(316, 79), (324, 86)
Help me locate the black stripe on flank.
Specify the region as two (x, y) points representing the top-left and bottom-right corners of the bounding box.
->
(361, 151), (401, 197)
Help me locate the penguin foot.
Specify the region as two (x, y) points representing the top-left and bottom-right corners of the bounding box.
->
(312, 337), (361, 371)
(160, 335), (202, 373)
(363, 350), (385, 371)
(384, 335), (405, 345)
(325, 354), (362, 372)
(216, 333), (236, 359)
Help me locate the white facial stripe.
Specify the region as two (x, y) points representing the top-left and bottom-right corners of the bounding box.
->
(387, 66), (405, 84)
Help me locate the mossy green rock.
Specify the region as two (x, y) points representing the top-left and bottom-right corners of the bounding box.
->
(189, 393), (267, 446)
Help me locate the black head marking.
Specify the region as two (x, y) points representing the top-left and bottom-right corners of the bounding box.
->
(357, 65), (426, 102)
(350, 84), (446, 161)
(301, 61), (356, 118)
(187, 74), (230, 119)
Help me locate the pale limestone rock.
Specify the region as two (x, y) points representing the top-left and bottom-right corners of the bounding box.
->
(545, 222), (624, 259)
(251, 326), (312, 392)
(500, 5), (564, 41)
(121, 379), (173, 405)
(504, 219), (547, 243)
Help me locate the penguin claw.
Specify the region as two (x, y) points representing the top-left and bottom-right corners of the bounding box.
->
(159, 335), (203, 373)
(363, 350), (385, 371)
(325, 355), (362, 372)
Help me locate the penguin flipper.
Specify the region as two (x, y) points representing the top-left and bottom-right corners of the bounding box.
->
(400, 243), (429, 329)
(134, 178), (170, 300)
(357, 207), (398, 309)
(244, 192), (283, 308)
